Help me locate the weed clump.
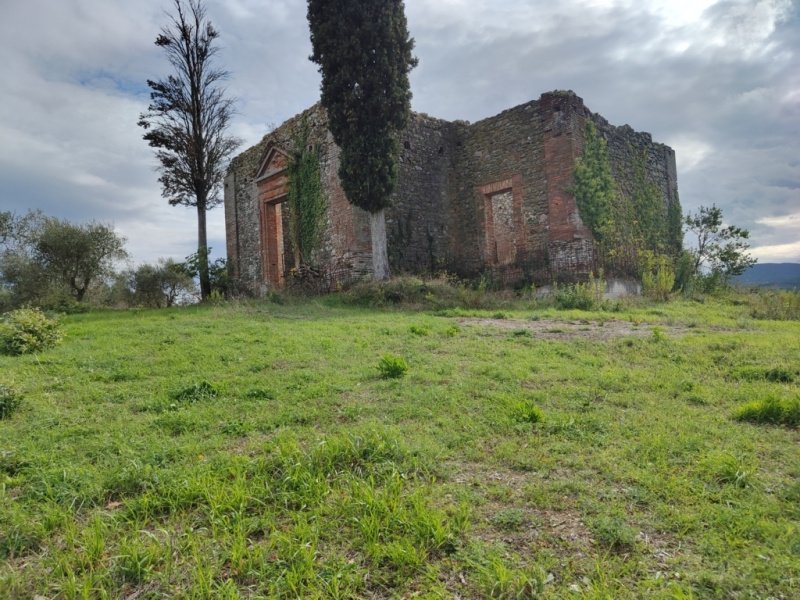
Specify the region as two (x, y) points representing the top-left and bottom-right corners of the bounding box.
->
(490, 508), (527, 532)
(747, 289), (800, 321)
(700, 452), (754, 488)
(0, 384), (22, 420)
(734, 396), (800, 427)
(511, 401), (544, 424)
(463, 541), (544, 599)
(552, 273), (605, 310)
(339, 275), (518, 310)
(731, 366), (795, 383)
(245, 387), (275, 400)
(378, 354), (408, 379)
(0, 307), (63, 355)
(169, 381), (219, 404)
(590, 515), (638, 550)
(651, 326), (667, 342)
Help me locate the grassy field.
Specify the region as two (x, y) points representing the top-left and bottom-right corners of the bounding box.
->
(1, 293), (799, 598)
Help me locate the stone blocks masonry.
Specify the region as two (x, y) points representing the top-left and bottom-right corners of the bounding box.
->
(224, 90), (679, 294)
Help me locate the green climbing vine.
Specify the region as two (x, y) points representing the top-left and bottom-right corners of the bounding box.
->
(573, 122), (683, 281)
(666, 191), (684, 258)
(287, 120), (326, 267)
(573, 121), (614, 244)
(630, 149), (666, 254)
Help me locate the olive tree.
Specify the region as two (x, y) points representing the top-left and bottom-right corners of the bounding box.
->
(35, 218), (128, 302)
(685, 205), (756, 277)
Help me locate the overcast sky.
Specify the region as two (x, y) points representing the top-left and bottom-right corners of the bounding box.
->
(1, 0), (797, 266)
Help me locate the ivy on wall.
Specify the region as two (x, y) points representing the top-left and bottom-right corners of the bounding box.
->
(573, 122), (683, 277)
(287, 121), (326, 267)
(573, 121), (614, 244)
(666, 192), (684, 258)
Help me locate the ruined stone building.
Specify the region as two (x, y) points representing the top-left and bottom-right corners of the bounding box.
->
(224, 91), (679, 293)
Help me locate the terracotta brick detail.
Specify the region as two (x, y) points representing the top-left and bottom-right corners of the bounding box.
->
(540, 92), (595, 276)
(478, 176), (526, 267)
(256, 146), (290, 286)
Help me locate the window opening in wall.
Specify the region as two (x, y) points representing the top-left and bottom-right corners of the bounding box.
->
(477, 176), (524, 267)
(489, 190), (515, 265)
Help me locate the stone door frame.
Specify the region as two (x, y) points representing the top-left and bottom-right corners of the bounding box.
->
(255, 145), (291, 288)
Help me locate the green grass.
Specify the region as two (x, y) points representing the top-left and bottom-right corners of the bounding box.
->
(0, 294), (799, 598)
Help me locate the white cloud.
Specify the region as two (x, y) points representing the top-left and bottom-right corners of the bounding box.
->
(750, 240), (800, 262)
(667, 137), (713, 173)
(757, 213), (800, 228)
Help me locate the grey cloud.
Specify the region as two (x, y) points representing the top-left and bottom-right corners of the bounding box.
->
(0, 0), (797, 264)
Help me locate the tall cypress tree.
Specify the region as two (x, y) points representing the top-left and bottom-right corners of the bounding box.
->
(307, 0), (417, 280)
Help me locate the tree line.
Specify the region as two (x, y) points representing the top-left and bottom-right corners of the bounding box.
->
(0, 210), (228, 312)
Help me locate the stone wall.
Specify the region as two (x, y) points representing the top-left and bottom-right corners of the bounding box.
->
(387, 114), (461, 274)
(224, 90), (679, 293)
(589, 113), (679, 220)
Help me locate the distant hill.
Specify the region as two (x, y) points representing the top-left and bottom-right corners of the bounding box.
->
(733, 263), (800, 288)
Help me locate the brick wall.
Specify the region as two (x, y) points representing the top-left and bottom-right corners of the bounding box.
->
(223, 105), (372, 295)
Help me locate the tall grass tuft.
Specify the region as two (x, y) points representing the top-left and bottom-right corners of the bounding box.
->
(0, 384), (22, 420)
(734, 396), (800, 427)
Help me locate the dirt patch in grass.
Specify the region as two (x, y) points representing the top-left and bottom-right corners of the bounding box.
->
(456, 318), (684, 340)
(447, 461), (594, 560)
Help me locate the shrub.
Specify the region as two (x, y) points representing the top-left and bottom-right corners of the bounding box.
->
(0, 385), (22, 420)
(734, 396), (800, 428)
(640, 252), (675, 301)
(0, 307), (63, 355)
(377, 354), (408, 379)
(553, 283), (594, 310)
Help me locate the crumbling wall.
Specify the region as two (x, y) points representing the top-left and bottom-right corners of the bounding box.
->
(225, 91), (679, 293)
(539, 92), (596, 280)
(590, 117), (678, 214)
